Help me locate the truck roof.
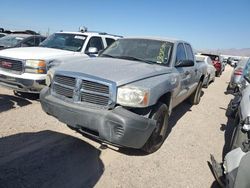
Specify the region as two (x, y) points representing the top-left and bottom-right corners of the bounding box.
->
(56, 31), (122, 38)
(124, 36), (186, 44)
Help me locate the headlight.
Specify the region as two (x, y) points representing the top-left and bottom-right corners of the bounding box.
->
(117, 86), (149, 107)
(243, 116), (250, 131)
(25, 60), (47, 74)
(45, 70), (54, 87)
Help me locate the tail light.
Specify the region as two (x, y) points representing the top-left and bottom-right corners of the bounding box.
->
(234, 68), (243, 75)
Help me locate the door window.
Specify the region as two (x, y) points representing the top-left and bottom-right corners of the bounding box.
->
(185, 44), (194, 61)
(105, 38), (115, 46)
(23, 37), (36, 46)
(176, 43), (186, 64)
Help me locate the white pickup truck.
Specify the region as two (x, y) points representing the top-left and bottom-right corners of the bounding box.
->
(0, 30), (121, 93)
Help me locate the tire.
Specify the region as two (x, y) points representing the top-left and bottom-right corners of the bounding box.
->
(189, 81), (202, 105)
(226, 99), (236, 118)
(215, 71), (221, 77)
(204, 75), (210, 88)
(142, 102), (169, 153)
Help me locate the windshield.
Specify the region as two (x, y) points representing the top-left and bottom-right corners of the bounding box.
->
(100, 39), (173, 65)
(0, 35), (25, 47)
(40, 33), (87, 52)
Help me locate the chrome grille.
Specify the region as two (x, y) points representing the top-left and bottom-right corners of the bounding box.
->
(52, 74), (112, 107)
(53, 75), (76, 99)
(54, 84), (74, 98)
(54, 75), (76, 87)
(81, 80), (109, 94)
(0, 58), (23, 73)
(81, 92), (109, 106)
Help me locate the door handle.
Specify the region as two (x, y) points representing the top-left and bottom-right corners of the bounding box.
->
(185, 71), (190, 75)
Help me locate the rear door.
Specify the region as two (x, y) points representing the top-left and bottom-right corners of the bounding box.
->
(184, 43), (197, 95)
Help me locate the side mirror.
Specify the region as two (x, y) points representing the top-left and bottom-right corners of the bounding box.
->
(175, 60), (194, 67)
(86, 47), (98, 55)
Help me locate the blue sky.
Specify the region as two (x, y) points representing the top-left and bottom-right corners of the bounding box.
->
(0, 0), (249, 49)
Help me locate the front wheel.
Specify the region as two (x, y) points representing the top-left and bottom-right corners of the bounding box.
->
(142, 102), (169, 153)
(189, 81), (202, 105)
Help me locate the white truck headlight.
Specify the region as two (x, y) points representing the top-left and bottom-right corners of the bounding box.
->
(243, 116), (250, 131)
(117, 86), (149, 107)
(45, 69), (55, 87)
(25, 59), (47, 74)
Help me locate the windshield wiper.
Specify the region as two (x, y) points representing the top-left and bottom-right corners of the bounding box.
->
(116, 56), (156, 64)
(100, 54), (116, 58)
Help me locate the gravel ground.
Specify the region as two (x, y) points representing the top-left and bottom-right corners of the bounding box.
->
(0, 66), (234, 188)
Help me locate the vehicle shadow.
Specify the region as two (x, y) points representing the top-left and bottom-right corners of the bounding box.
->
(0, 93), (38, 113)
(168, 101), (193, 131)
(220, 103), (237, 159)
(0, 130), (104, 188)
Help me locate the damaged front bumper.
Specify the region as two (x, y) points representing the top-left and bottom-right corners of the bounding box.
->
(40, 87), (156, 149)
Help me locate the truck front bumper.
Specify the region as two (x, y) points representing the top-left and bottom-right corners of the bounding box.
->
(0, 73), (46, 93)
(40, 87), (156, 149)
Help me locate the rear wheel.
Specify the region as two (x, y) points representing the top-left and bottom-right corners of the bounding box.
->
(215, 71), (221, 77)
(142, 102), (169, 153)
(189, 81), (202, 105)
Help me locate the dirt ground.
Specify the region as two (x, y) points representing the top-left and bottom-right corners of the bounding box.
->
(0, 66), (234, 188)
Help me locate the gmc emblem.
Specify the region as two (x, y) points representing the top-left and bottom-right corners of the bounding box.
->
(0, 61), (12, 68)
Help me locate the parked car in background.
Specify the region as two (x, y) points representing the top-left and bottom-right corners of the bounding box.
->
(0, 34), (46, 50)
(220, 56), (226, 72)
(40, 37), (206, 153)
(210, 60), (250, 188)
(211, 147), (250, 188)
(228, 57), (240, 67)
(0, 30), (121, 93)
(195, 55), (216, 88)
(200, 53), (222, 77)
(225, 59), (250, 152)
(227, 58), (249, 91)
(0, 28), (39, 35)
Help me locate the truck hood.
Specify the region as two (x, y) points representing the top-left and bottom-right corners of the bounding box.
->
(0, 47), (75, 60)
(54, 57), (173, 86)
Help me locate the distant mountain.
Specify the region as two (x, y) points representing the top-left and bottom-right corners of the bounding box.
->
(197, 48), (250, 57)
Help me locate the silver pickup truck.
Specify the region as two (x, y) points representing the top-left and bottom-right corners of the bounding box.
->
(40, 37), (205, 153)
